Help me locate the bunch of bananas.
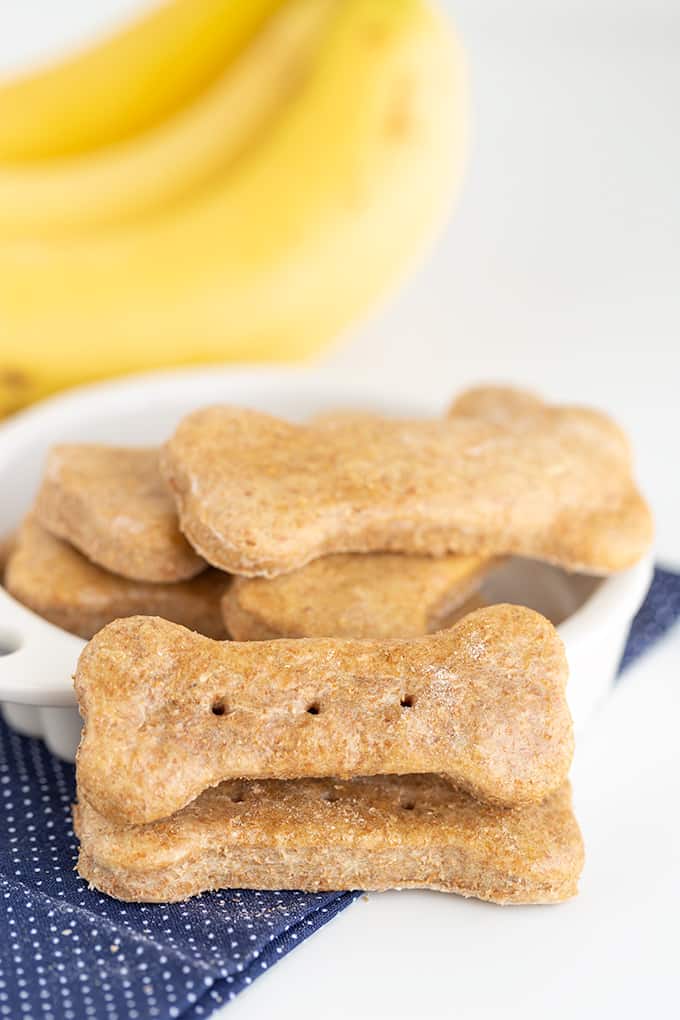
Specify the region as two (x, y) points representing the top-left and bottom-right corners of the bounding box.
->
(0, 0), (466, 416)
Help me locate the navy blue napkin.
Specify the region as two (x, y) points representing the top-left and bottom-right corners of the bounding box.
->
(0, 566), (678, 1020)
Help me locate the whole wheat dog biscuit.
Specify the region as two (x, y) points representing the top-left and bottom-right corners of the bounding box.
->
(5, 516), (229, 640)
(75, 605), (573, 825)
(35, 444), (206, 582)
(449, 385), (552, 428)
(222, 552), (493, 640)
(74, 777), (583, 905)
(160, 401), (652, 577)
(449, 385), (633, 463)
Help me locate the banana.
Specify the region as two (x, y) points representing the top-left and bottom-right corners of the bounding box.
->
(0, 0), (284, 161)
(0, 0), (335, 238)
(0, 0), (466, 416)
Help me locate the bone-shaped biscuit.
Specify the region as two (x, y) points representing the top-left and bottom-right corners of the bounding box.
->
(5, 516), (229, 640)
(220, 403), (496, 641)
(449, 385), (556, 428)
(74, 776), (583, 905)
(75, 605), (573, 825)
(160, 397), (652, 577)
(35, 445), (206, 582)
(448, 385), (636, 461)
(222, 552), (493, 640)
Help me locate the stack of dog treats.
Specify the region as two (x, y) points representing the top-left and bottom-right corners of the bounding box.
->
(4, 387), (653, 904)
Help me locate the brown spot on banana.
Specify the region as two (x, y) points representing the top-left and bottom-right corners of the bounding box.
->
(384, 75), (416, 141)
(0, 366), (37, 417)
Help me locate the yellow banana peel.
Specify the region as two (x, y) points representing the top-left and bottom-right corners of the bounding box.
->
(0, 0), (335, 237)
(0, 0), (467, 417)
(0, 0), (285, 160)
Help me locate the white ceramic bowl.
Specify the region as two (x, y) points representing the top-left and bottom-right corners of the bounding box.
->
(0, 367), (653, 760)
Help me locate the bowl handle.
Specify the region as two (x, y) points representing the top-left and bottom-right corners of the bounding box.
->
(0, 587), (84, 707)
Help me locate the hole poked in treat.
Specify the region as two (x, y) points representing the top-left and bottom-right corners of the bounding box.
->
(401, 800), (416, 811)
(230, 789), (245, 803)
(400, 695), (415, 709)
(306, 702), (321, 715)
(211, 698), (229, 716)
(322, 790), (339, 803)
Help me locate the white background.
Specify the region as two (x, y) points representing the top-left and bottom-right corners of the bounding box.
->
(2, 2), (679, 1018)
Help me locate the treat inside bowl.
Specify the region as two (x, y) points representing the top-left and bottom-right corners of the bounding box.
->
(0, 368), (653, 761)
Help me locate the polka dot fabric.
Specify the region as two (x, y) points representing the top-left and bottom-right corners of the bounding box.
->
(0, 733), (356, 1019)
(617, 567), (680, 674)
(0, 566), (677, 1020)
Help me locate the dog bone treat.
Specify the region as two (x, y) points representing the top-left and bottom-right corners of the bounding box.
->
(160, 402), (652, 577)
(449, 385), (553, 428)
(5, 516), (229, 640)
(222, 552), (493, 640)
(74, 776), (583, 905)
(449, 384), (633, 462)
(75, 605), (573, 825)
(34, 444), (206, 582)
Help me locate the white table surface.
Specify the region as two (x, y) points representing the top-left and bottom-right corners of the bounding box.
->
(3, 2), (680, 1018)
